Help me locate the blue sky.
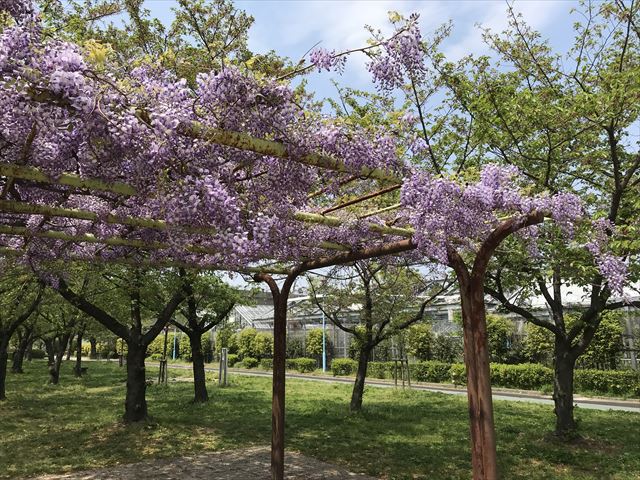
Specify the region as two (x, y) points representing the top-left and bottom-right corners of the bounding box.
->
(142, 0), (581, 101)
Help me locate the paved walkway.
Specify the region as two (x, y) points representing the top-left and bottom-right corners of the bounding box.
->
(34, 447), (375, 480)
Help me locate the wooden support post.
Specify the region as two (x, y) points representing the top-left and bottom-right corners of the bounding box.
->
(254, 271), (300, 480)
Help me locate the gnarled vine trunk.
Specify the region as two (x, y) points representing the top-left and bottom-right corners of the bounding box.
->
(459, 283), (498, 480)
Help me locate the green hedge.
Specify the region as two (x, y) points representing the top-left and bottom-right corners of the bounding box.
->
(331, 358), (640, 397)
(287, 358), (317, 373)
(241, 357), (258, 369)
(575, 369), (640, 396)
(411, 361), (452, 383)
(260, 358), (273, 370)
(331, 358), (358, 376)
(227, 353), (240, 367)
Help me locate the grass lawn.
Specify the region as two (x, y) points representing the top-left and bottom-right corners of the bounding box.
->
(1, 360), (639, 480)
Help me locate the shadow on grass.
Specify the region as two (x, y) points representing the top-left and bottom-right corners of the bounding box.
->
(1, 361), (639, 480)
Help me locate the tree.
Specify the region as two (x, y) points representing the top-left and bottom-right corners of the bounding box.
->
(305, 328), (333, 364)
(406, 323), (435, 361)
(172, 269), (241, 402)
(311, 261), (451, 411)
(524, 311), (625, 370)
(0, 263), (43, 400)
(485, 315), (514, 364)
(427, 0), (640, 437)
(38, 290), (82, 385)
(53, 265), (186, 422)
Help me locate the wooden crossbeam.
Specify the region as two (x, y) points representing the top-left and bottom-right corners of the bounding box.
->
(321, 184), (401, 215)
(0, 247), (291, 275)
(0, 200), (351, 251)
(0, 166), (412, 240)
(0, 164), (136, 196)
(179, 123), (402, 184)
(359, 203), (402, 219)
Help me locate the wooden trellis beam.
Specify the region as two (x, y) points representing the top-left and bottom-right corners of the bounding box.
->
(0, 166), (413, 239)
(0, 164), (136, 196)
(179, 122), (403, 185)
(0, 200), (351, 252)
(0, 247), (291, 275)
(359, 203), (402, 219)
(320, 184), (401, 215)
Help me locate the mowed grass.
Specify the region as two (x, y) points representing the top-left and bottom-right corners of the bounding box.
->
(0, 361), (639, 479)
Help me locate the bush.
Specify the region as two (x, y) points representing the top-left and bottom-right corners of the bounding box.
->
(242, 356), (258, 369)
(286, 337), (303, 359)
(260, 358), (273, 370)
(575, 369), (640, 396)
(410, 361), (452, 383)
(331, 358), (357, 376)
(432, 335), (463, 363)
(406, 324), (435, 361)
(368, 361), (393, 379)
(30, 348), (45, 359)
(287, 357), (317, 373)
(147, 332), (179, 358)
(150, 353), (163, 361)
(227, 353), (239, 367)
(486, 314), (515, 363)
(450, 363), (466, 386)
(490, 363), (553, 390)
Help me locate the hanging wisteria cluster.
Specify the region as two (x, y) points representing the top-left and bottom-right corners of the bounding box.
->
(0, 0), (628, 295)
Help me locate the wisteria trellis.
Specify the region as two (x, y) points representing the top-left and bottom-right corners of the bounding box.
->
(0, 3), (628, 480)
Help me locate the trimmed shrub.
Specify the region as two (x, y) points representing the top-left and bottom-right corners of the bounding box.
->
(288, 357), (317, 373)
(450, 363), (466, 386)
(242, 356), (258, 369)
(260, 358), (273, 370)
(490, 363), (553, 390)
(227, 353), (240, 367)
(575, 369), (640, 396)
(432, 335), (463, 363)
(368, 361), (393, 379)
(411, 361), (452, 383)
(331, 358), (357, 376)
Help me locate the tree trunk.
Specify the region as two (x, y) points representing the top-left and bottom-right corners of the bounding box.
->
(49, 335), (70, 385)
(553, 340), (577, 438)
(26, 339), (34, 362)
(11, 332), (30, 374)
(190, 332), (208, 403)
(350, 345), (371, 412)
(66, 333), (74, 361)
(124, 342), (148, 423)
(74, 331), (83, 377)
(459, 284), (498, 480)
(0, 334), (9, 401)
(89, 337), (97, 359)
(44, 339), (55, 365)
